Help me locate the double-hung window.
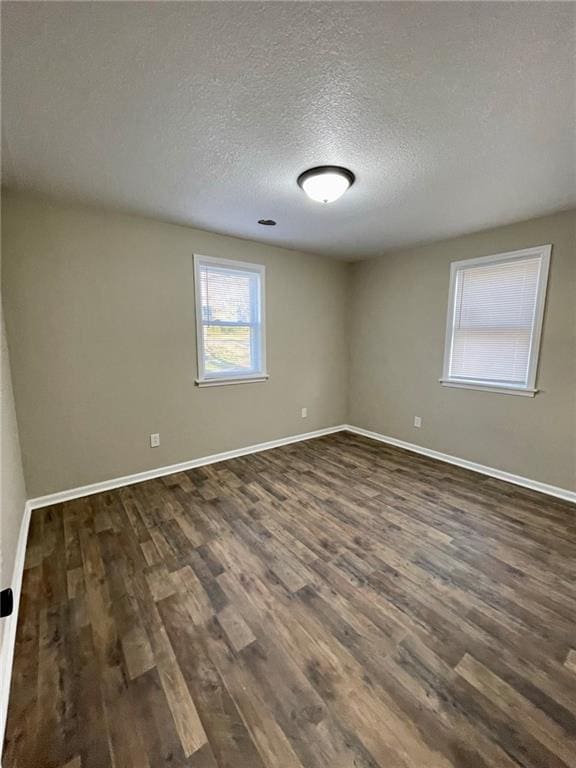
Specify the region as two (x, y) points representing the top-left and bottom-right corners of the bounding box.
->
(441, 245), (551, 396)
(194, 255), (267, 386)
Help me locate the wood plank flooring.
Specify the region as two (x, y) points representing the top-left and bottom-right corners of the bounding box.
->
(4, 431), (576, 768)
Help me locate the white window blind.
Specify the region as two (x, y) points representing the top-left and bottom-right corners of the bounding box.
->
(194, 255), (266, 385)
(442, 246), (551, 395)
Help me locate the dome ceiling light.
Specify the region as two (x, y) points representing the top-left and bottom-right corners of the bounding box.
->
(297, 165), (355, 204)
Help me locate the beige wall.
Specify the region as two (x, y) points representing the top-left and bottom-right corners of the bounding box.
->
(349, 209), (576, 492)
(1, 289), (27, 651)
(2, 193), (349, 497)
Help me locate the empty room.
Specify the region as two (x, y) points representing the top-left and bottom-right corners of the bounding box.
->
(1, 1), (575, 766)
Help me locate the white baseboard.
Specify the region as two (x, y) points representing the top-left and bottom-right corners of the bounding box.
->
(27, 423), (575, 512)
(28, 425), (348, 510)
(0, 501), (32, 762)
(345, 425), (576, 504)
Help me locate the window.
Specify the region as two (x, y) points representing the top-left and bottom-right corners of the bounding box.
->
(441, 245), (551, 396)
(194, 255), (267, 386)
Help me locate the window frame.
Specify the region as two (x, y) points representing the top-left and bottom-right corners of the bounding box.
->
(440, 244), (551, 397)
(193, 254), (268, 387)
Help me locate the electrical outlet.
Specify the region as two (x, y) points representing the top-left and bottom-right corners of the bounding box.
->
(150, 433), (160, 448)
(414, 416), (422, 428)
(301, 407), (308, 418)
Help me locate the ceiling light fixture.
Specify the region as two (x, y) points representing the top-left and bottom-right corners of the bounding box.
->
(297, 165), (355, 204)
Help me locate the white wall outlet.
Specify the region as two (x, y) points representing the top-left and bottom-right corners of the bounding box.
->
(301, 407), (308, 418)
(150, 433), (160, 447)
(414, 416), (422, 428)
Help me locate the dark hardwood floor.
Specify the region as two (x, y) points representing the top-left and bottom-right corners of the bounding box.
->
(4, 431), (576, 768)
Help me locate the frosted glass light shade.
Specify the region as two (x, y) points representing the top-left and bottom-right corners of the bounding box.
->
(297, 166), (355, 204)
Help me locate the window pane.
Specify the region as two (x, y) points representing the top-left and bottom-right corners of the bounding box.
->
(448, 255), (543, 386)
(451, 329), (531, 383)
(196, 257), (265, 381)
(454, 258), (540, 331)
(200, 266), (259, 324)
(203, 325), (256, 375)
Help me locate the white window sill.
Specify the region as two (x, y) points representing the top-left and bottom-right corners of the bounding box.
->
(439, 379), (537, 397)
(196, 374), (269, 388)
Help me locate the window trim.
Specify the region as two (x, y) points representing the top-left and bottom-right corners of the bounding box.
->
(440, 244), (551, 396)
(193, 254), (268, 387)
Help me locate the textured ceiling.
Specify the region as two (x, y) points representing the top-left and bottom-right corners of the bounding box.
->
(2, 1), (575, 259)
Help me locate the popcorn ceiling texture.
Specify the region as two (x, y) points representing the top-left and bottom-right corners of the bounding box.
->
(2, 1), (575, 259)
